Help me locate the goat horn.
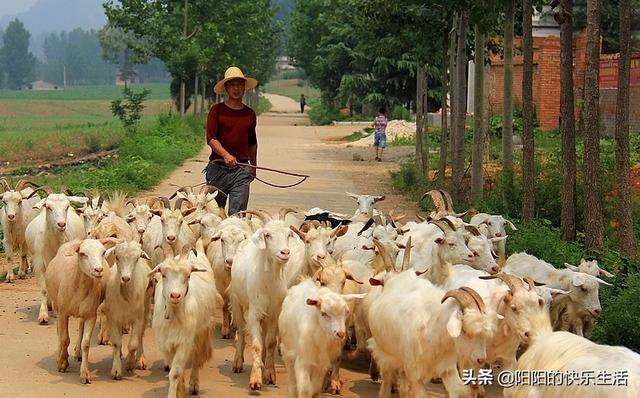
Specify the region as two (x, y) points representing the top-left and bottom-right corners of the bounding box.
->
(459, 286), (486, 313)
(421, 190), (447, 214)
(441, 288), (478, 311)
(523, 277), (545, 290)
(429, 217), (456, 233)
(199, 184), (225, 196)
(479, 273), (523, 293)
(278, 207), (298, 221)
(97, 193), (106, 209)
(14, 179), (40, 192)
(357, 218), (376, 236)
(147, 197), (164, 209)
(174, 197), (193, 210)
(416, 213), (426, 222)
(27, 186), (53, 199)
(440, 190), (455, 213)
(240, 210), (271, 224)
(169, 186), (192, 200)
(125, 199), (138, 208)
(159, 196), (171, 209)
(0, 178), (11, 192)
(401, 236), (412, 272)
(373, 238), (395, 273)
(464, 225), (482, 236)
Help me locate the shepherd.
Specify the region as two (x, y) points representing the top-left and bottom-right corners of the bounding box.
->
(205, 66), (258, 215)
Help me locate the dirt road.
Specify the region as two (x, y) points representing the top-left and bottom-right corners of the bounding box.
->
(0, 94), (502, 397)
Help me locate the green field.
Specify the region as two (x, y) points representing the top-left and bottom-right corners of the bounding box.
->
(0, 84), (173, 166)
(263, 79), (321, 102)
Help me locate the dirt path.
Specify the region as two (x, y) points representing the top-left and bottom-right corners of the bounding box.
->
(0, 94), (502, 397)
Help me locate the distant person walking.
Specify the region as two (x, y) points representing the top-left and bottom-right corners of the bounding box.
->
(205, 66), (258, 215)
(300, 94), (306, 113)
(373, 107), (388, 161)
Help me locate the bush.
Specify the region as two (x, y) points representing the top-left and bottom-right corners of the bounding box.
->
(390, 105), (412, 122)
(489, 106), (539, 138)
(111, 87), (152, 134)
(593, 273), (640, 348)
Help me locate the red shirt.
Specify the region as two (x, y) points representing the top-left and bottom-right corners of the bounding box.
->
(206, 103), (257, 162)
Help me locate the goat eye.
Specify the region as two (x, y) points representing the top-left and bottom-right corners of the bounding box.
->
(448, 243), (455, 247)
(321, 312), (328, 317)
(581, 286), (587, 292)
(511, 305), (518, 312)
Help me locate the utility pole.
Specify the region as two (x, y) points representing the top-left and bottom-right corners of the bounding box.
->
(63, 65), (67, 88)
(180, 0), (188, 119)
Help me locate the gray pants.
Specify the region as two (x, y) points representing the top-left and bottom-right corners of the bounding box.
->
(205, 162), (252, 215)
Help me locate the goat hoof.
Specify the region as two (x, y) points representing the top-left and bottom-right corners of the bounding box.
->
(57, 359), (69, 373)
(111, 369), (122, 380)
(189, 380), (199, 395)
(138, 356), (148, 370)
(329, 380), (342, 395)
(249, 381), (262, 391)
(80, 375), (91, 384)
(38, 314), (49, 325)
(7, 275), (16, 283)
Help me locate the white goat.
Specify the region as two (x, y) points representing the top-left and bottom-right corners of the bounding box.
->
(279, 279), (364, 398)
(0, 179), (39, 282)
(229, 210), (294, 391)
(469, 212), (517, 266)
(25, 189), (88, 324)
(368, 271), (498, 398)
(205, 215), (251, 339)
(103, 241), (152, 379)
(564, 258), (615, 278)
(124, 199), (155, 240)
(504, 330), (640, 398)
(142, 197), (196, 266)
(504, 252), (611, 337)
(149, 239), (219, 398)
(346, 191), (385, 222)
(45, 238), (114, 383)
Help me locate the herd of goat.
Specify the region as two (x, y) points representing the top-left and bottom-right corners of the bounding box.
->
(1, 178), (639, 398)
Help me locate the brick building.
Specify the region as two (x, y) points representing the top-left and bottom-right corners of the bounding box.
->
(487, 31), (640, 134)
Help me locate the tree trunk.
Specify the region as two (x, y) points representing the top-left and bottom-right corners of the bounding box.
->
(560, 0), (577, 241)
(193, 72), (199, 115)
(446, 13), (459, 186)
(416, 64), (428, 179)
(502, 0), (515, 212)
(483, 61), (491, 163)
(438, 23), (451, 185)
(583, 0), (604, 250)
(200, 78), (206, 116)
(615, 0), (635, 258)
(180, 81), (186, 118)
(452, 11), (468, 203)
(472, 25), (485, 202)
(522, 0), (535, 223)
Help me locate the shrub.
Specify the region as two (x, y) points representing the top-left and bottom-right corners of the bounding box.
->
(111, 87), (152, 134)
(390, 105), (412, 122)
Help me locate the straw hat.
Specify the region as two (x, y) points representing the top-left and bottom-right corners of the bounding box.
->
(213, 66), (258, 95)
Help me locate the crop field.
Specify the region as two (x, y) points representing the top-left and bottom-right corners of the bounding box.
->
(0, 83), (173, 167)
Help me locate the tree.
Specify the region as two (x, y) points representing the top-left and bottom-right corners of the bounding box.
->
(452, 10), (469, 203)
(583, 0), (604, 250)
(558, 0), (577, 241)
(437, 16), (453, 185)
(502, 0), (515, 212)
(472, 24), (486, 202)
(521, 0), (535, 223)
(98, 25), (153, 88)
(615, 0), (636, 258)
(416, 64), (428, 178)
(1, 19), (35, 89)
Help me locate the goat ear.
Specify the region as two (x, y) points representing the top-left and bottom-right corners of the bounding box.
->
(373, 195), (385, 203)
(332, 225), (348, 238)
(251, 228), (266, 250)
(191, 265), (207, 273)
(505, 220), (517, 230)
(564, 263), (580, 272)
(369, 277), (384, 286)
(446, 310), (463, 338)
(571, 276), (585, 287)
(69, 196), (90, 205)
(104, 247), (116, 261)
(434, 236), (445, 245)
(345, 271), (363, 284)
(99, 237), (122, 248)
(140, 251), (151, 260)
(490, 236), (508, 243)
(182, 207), (197, 217)
(306, 298), (320, 307)
(62, 240), (83, 256)
(290, 225), (306, 241)
(341, 293), (367, 301)
(550, 289), (570, 299)
(211, 231), (222, 241)
(125, 214), (135, 222)
(150, 209), (163, 216)
(599, 268), (615, 278)
(147, 265), (161, 278)
(176, 192), (189, 200)
(595, 277), (613, 286)
(345, 192), (359, 200)
(33, 198), (46, 210)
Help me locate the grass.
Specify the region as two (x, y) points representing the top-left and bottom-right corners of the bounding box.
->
(345, 127), (374, 142)
(0, 84), (173, 165)
(21, 112), (204, 194)
(263, 79), (321, 102)
(0, 83), (171, 101)
(257, 96), (273, 115)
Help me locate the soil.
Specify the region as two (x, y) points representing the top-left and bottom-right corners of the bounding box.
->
(0, 94), (503, 397)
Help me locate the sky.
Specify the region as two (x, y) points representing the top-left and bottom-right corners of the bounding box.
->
(0, 0), (38, 19)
